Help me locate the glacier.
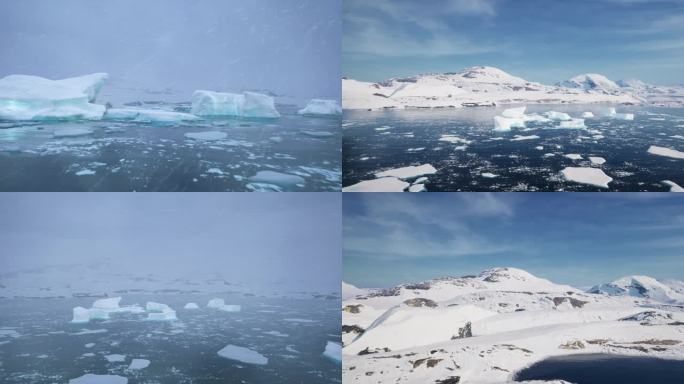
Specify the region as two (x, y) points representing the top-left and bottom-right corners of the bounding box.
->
(190, 90), (280, 118)
(297, 99), (342, 116)
(0, 73), (108, 121)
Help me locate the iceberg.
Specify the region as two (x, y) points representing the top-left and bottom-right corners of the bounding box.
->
(544, 111), (572, 121)
(93, 297), (122, 310)
(604, 107), (617, 117)
(522, 114), (551, 123)
(582, 111), (595, 118)
(87, 308), (111, 321)
(0, 73), (107, 121)
(648, 145), (684, 160)
(145, 302), (177, 321)
(501, 106), (526, 118)
(207, 298), (241, 312)
(184, 303), (199, 309)
(104, 108), (199, 123)
(493, 116), (525, 131)
(105, 354), (126, 363)
(558, 118), (586, 129)
(322, 341), (341, 364)
(69, 374), (127, 384)
(217, 344), (268, 365)
(190, 90), (280, 118)
(298, 99), (342, 115)
(71, 307), (91, 323)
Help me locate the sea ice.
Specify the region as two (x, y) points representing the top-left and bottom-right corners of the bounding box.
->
(522, 114), (551, 123)
(511, 135), (539, 141)
(0, 73), (108, 121)
(297, 99), (342, 115)
(190, 90), (280, 118)
(207, 298), (241, 312)
(72, 307), (91, 323)
(53, 127), (93, 138)
(493, 116), (525, 131)
(128, 359), (150, 370)
(105, 108), (199, 123)
(145, 302), (177, 321)
(582, 112), (595, 118)
(589, 156), (606, 165)
(613, 112), (634, 121)
(481, 172), (498, 178)
(375, 164), (437, 180)
(648, 145), (684, 160)
(322, 341), (341, 364)
(93, 297), (122, 310)
(104, 354), (126, 363)
(248, 171), (305, 188)
(501, 106), (526, 118)
(544, 111), (572, 121)
(85, 343), (95, 348)
(184, 303), (199, 309)
(217, 344), (268, 365)
(342, 177), (409, 192)
(68, 374), (127, 384)
(561, 167), (613, 188)
(564, 154), (583, 160)
(184, 131), (228, 141)
(558, 118), (586, 129)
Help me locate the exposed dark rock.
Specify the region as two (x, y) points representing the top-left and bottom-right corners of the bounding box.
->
(435, 376), (461, 384)
(343, 304), (363, 314)
(404, 298), (438, 308)
(358, 347), (391, 355)
(405, 282), (432, 290)
(492, 366), (510, 372)
(342, 325), (365, 335)
(412, 358), (443, 368)
(559, 340), (585, 349)
(552, 297), (588, 308)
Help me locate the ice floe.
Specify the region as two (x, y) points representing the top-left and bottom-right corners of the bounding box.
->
(105, 354), (126, 363)
(408, 184), (426, 192)
(564, 154), (583, 160)
(648, 145), (684, 160)
(561, 167), (613, 188)
(207, 298), (241, 312)
(375, 164), (437, 180)
(589, 156), (606, 165)
(481, 172), (498, 178)
(297, 99), (342, 115)
(582, 111), (595, 118)
(128, 358), (150, 370)
(184, 303), (199, 309)
(511, 135), (539, 141)
(247, 171), (305, 189)
(493, 116), (525, 131)
(342, 177), (409, 192)
(104, 108), (199, 123)
(191, 90), (280, 118)
(322, 341), (341, 364)
(184, 131), (228, 141)
(217, 344), (268, 365)
(544, 111), (572, 121)
(68, 374), (127, 384)
(558, 118), (586, 129)
(145, 302), (177, 321)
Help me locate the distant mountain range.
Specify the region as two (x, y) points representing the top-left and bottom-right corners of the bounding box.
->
(342, 66), (684, 110)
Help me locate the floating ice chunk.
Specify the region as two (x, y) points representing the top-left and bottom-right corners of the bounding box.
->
(582, 112), (595, 118)
(104, 108), (198, 123)
(522, 114), (551, 123)
(614, 112), (634, 121)
(184, 303), (199, 309)
(207, 298), (241, 312)
(72, 307), (91, 323)
(408, 184), (426, 192)
(481, 172), (498, 178)
(375, 164), (437, 180)
(414, 177), (428, 184)
(105, 354), (126, 363)
(264, 330), (289, 337)
(511, 135), (539, 141)
(71, 329), (107, 335)
(501, 106), (526, 118)
(589, 156), (606, 165)
(493, 116), (525, 131)
(93, 297), (122, 310)
(184, 131), (227, 141)
(217, 344), (268, 365)
(69, 374), (127, 384)
(322, 341), (341, 364)
(242, 92), (280, 118)
(297, 99), (342, 115)
(558, 118), (586, 129)
(87, 308), (110, 321)
(342, 177), (409, 192)
(53, 127), (93, 138)
(0, 73), (108, 121)
(648, 145), (684, 160)
(207, 298), (226, 309)
(438, 135), (470, 144)
(145, 302), (177, 321)
(128, 359), (150, 370)
(283, 318), (318, 323)
(190, 90), (279, 118)
(604, 107), (617, 117)
(85, 343), (95, 348)
(662, 180), (684, 192)
(565, 154), (583, 160)
(248, 171), (305, 188)
(544, 111), (572, 121)
(562, 167), (613, 188)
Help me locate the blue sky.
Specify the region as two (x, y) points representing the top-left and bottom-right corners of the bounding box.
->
(344, 193), (684, 288)
(343, 0), (684, 85)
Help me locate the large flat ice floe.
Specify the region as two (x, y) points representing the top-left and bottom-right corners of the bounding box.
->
(128, 358), (150, 370)
(298, 99), (342, 116)
(374, 164), (437, 180)
(562, 167), (613, 188)
(648, 145), (684, 160)
(342, 177), (410, 192)
(190, 90), (280, 118)
(217, 344), (268, 365)
(69, 374), (127, 384)
(0, 73), (108, 121)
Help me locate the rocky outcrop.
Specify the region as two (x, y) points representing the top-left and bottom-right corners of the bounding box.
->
(452, 322), (472, 339)
(403, 298), (438, 308)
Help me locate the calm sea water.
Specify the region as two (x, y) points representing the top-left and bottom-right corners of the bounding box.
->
(515, 353), (684, 384)
(343, 105), (684, 191)
(0, 294), (341, 383)
(0, 105), (340, 191)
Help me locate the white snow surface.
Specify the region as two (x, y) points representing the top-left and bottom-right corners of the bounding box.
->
(217, 344), (268, 365)
(561, 167), (613, 188)
(69, 374), (127, 384)
(589, 275), (684, 303)
(343, 282), (367, 300)
(298, 99), (342, 115)
(190, 90), (280, 118)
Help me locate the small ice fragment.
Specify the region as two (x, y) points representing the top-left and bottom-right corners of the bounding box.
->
(105, 354), (126, 363)
(72, 307), (91, 323)
(128, 359), (150, 370)
(589, 156), (606, 165)
(184, 303), (199, 309)
(511, 135), (539, 141)
(301, 131), (334, 138)
(561, 167), (613, 188)
(145, 302), (177, 321)
(322, 341), (341, 364)
(207, 298), (241, 312)
(85, 343), (95, 348)
(76, 169), (96, 176)
(558, 118), (586, 129)
(206, 168), (223, 175)
(564, 154), (583, 160)
(217, 344), (268, 365)
(184, 131), (227, 141)
(69, 374), (127, 384)
(481, 172), (498, 178)
(413, 177), (428, 184)
(248, 171), (305, 188)
(613, 112), (634, 121)
(493, 116), (525, 131)
(582, 112), (594, 118)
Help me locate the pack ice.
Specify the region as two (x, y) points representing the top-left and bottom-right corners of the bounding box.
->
(191, 90), (280, 118)
(297, 99), (342, 116)
(0, 73), (108, 120)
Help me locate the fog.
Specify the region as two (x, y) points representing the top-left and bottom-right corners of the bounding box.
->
(0, 193), (341, 293)
(0, 0), (341, 103)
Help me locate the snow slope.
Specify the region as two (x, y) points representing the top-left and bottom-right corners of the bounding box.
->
(343, 268), (684, 383)
(589, 275), (684, 304)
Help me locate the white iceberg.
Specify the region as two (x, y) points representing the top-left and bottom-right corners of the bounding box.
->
(501, 106), (526, 118)
(69, 374), (127, 384)
(190, 90), (280, 118)
(104, 108), (199, 123)
(408, 183), (426, 192)
(71, 307), (91, 323)
(297, 99), (342, 115)
(342, 177), (409, 192)
(662, 180), (684, 192)
(522, 114), (551, 123)
(87, 308), (111, 321)
(558, 118), (586, 129)
(561, 167), (613, 188)
(322, 341), (341, 364)
(375, 164), (437, 180)
(207, 298), (241, 312)
(582, 112), (595, 118)
(184, 303), (199, 309)
(493, 116), (525, 131)
(589, 156), (606, 165)
(128, 358), (150, 370)
(544, 111), (572, 121)
(0, 73), (107, 121)
(217, 344), (268, 365)
(145, 302), (177, 321)
(604, 107), (617, 117)
(93, 297), (122, 310)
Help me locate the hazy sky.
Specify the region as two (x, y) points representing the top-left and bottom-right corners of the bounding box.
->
(0, 0), (341, 102)
(344, 193), (684, 288)
(343, 0), (684, 85)
(0, 193), (341, 292)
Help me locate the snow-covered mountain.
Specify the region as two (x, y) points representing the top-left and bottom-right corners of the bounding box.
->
(588, 275), (684, 304)
(342, 66), (684, 110)
(343, 267), (684, 383)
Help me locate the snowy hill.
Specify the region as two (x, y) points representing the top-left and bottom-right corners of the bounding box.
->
(343, 66), (643, 110)
(588, 275), (684, 304)
(342, 268), (684, 383)
(342, 281), (367, 300)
